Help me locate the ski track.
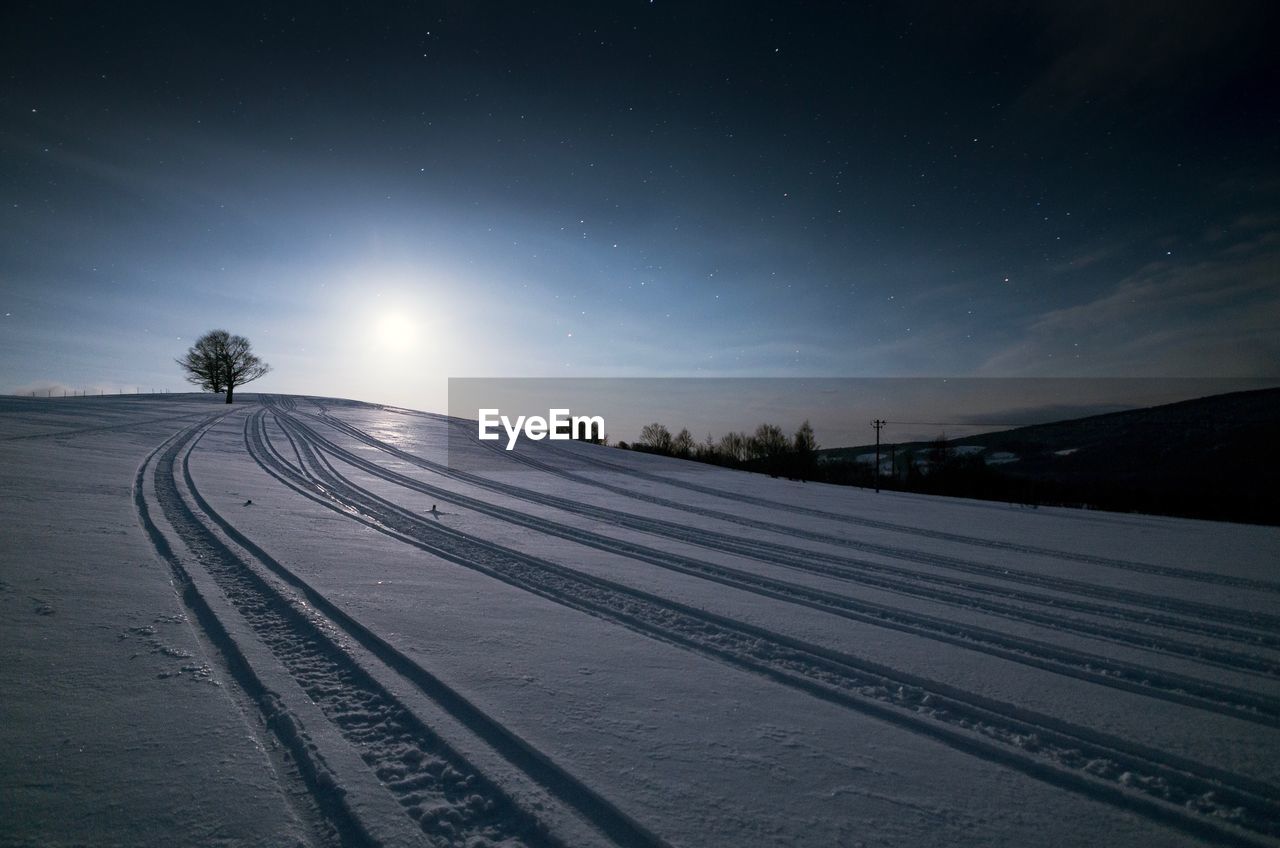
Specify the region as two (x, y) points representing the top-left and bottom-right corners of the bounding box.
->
(139, 410), (670, 848)
(473, 429), (1280, 630)
(2, 409), (218, 441)
(488, 420), (1280, 596)
(303, 408), (1280, 674)
(363, 410), (1280, 642)
(372, 403), (1278, 595)
(268, 408), (1280, 728)
(246, 402), (1280, 846)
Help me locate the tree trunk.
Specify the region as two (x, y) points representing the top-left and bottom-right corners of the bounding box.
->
(225, 384), (234, 404)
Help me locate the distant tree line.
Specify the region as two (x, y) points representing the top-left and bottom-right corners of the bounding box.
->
(824, 435), (1049, 505)
(617, 426), (1160, 517)
(619, 420), (820, 479)
(818, 433), (1279, 525)
(614, 412), (1277, 525)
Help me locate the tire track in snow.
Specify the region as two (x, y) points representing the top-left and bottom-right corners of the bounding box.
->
(306, 409), (1280, 664)
(4, 409), (218, 441)
(143, 416), (639, 847)
(472, 426), (1280, 629)
(181, 414), (671, 848)
(360, 410), (1280, 636)
(441, 411), (1280, 597)
(134, 412), (365, 847)
(268, 410), (1280, 725)
(248, 408), (1280, 846)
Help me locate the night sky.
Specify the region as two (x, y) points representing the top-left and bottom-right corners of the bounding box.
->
(3, 2), (1278, 411)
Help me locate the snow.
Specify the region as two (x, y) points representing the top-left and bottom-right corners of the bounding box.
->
(3, 393), (1279, 847)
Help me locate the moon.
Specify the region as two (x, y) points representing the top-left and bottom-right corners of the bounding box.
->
(373, 312), (418, 352)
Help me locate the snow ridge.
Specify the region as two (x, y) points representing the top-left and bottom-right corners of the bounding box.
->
(285, 410), (1280, 721)
(249, 401), (1280, 845)
(337, 411), (1280, 643)
(138, 413), (665, 847)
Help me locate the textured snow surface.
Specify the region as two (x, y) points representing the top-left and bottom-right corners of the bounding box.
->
(2, 393), (1278, 847)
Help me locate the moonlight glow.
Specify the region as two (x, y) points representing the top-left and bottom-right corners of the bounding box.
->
(373, 312), (419, 353)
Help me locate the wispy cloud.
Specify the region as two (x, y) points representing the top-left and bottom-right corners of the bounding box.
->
(980, 225), (1280, 377)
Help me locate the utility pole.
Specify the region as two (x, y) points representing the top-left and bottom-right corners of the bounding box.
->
(871, 419), (885, 493)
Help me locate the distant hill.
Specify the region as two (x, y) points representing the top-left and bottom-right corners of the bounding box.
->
(819, 387), (1280, 524)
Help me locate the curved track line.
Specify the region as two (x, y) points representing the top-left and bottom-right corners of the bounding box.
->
(445, 410), (1280, 595)
(268, 409), (1280, 725)
(247, 407), (1280, 847)
(142, 415), (653, 847)
(358, 410), (1280, 633)
(184, 415), (670, 848)
(6, 409), (218, 441)
(133, 412), (380, 847)
(305, 408), (1280, 660)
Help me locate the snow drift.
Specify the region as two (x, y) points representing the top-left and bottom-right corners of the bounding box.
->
(2, 393), (1279, 847)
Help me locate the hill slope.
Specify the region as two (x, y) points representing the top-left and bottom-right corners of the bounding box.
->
(821, 387), (1280, 523)
(3, 393), (1280, 847)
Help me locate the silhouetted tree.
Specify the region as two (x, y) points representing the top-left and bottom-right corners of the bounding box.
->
(793, 419), (819, 478)
(750, 423), (789, 461)
(177, 329), (270, 404)
(638, 422), (673, 453)
(177, 331), (227, 394)
(672, 427), (695, 458)
(793, 420), (817, 454)
(718, 431), (749, 463)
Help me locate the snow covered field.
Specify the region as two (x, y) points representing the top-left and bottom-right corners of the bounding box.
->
(3, 393), (1279, 847)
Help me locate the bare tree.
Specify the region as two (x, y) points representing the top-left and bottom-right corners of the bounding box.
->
(176, 330), (227, 394)
(638, 422), (673, 453)
(718, 431), (749, 463)
(671, 427), (695, 458)
(750, 423), (789, 461)
(793, 419), (819, 478)
(177, 329), (270, 404)
(793, 420), (818, 455)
